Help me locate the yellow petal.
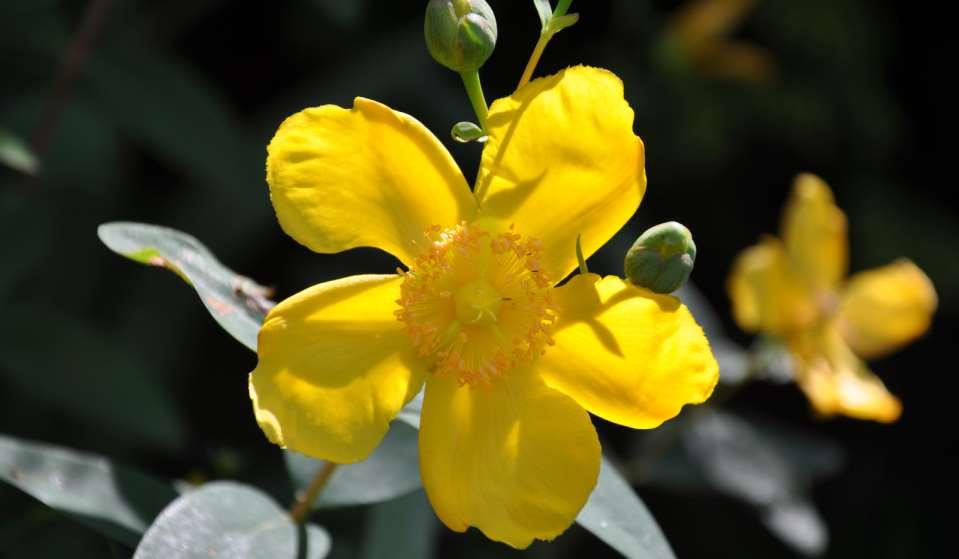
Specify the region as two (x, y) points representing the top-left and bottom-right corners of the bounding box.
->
(539, 274), (718, 429)
(418, 367), (600, 548)
(249, 275), (426, 463)
(474, 66), (646, 283)
(266, 98), (476, 266)
(781, 174), (848, 291)
(727, 237), (818, 335)
(838, 259), (937, 359)
(790, 325), (902, 423)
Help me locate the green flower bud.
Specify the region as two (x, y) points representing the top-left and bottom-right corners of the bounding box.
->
(424, 0), (497, 73)
(624, 221), (697, 294)
(451, 121), (487, 143)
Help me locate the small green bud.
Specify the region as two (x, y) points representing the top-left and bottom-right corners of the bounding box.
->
(424, 0), (497, 73)
(624, 221), (697, 294)
(451, 121), (487, 143)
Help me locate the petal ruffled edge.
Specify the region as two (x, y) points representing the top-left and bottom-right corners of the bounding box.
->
(267, 98), (476, 266)
(539, 274), (719, 429)
(250, 275), (426, 463)
(418, 366), (600, 548)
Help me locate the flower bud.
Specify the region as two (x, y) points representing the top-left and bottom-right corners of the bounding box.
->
(624, 221), (697, 294)
(424, 0), (497, 73)
(451, 121), (487, 143)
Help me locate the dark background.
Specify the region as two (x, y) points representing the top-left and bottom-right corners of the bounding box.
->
(1, 0), (956, 557)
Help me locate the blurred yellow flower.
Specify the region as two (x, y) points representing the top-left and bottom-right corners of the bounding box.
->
(249, 66), (718, 547)
(662, 0), (774, 83)
(728, 174), (937, 422)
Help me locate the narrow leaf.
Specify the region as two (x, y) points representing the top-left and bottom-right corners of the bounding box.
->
(577, 457), (676, 559)
(0, 128), (39, 175)
(0, 435), (177, 547)
(642, 409), (834, 556)
(98, 222), (273, 352)
(533, 0), (553, 31)
(360, 491), (439, 559)
(133, 481), (330, 559)
(546, 12), (579, 35)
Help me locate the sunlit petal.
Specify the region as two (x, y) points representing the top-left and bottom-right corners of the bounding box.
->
(727, 237), (818, 336)
(250, 275), (426, 463)
(539, 274), (718, 429)
(781, 174), (848, 291)
(267, 98), (476, 265)
(790, 324), (902, 423)
(838, 259), (937, 359)
(418, 367), (600, 548)
(474, 66), (645, 283)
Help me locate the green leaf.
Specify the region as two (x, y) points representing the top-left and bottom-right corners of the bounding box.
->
(0, 435), (177, 547)
(360, 491), (439, 559)
(545, 12), (579, 35)
(533, 0), (553, 31)
(0, 306), (186, 449)
(394, 396), (675, 558)
(134, 481), (330, 559)
(641, 410), (836, 556)
(286, 422), (420, 509)
(98, 222), (273, 352)
(0, 128), (38, 175)
(577, 457), (676, 559)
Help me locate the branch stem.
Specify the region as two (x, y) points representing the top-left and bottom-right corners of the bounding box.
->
(288, 462), (337, 523)
(459, 70), (489, 129)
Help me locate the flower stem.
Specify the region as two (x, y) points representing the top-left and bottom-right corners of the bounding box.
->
(576, 234), (589, 275)
(518, 0), (575, 88)
(288, 461), (337, 523)
(459, 70), (489, 130)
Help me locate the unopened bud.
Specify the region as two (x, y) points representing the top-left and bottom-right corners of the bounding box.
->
(451, 121), (487, 143)
(625, 222), (697, 294)
(424, 0), (497, 73)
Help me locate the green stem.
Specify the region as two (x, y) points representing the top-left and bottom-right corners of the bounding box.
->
(459, 70), (489, 129)
(518, 0), (575, 88)
(288, 462), (337, 523)
(576, 234), (589, 275)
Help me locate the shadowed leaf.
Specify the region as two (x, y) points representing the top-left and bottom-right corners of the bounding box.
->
(133, 481), (330, 558)
(98, 222), (273, 352)
(0, 435), (177, 547)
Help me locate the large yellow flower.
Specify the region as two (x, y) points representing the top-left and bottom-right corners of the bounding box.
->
(728, 174), (937, 423)
(249, 66), (719, 547)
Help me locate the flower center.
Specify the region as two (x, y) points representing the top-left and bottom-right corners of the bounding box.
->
(395, 223), (555, 386)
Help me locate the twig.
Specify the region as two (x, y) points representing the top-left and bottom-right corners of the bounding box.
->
(29, 0), (114, 178)
(288, 461), (337, 523)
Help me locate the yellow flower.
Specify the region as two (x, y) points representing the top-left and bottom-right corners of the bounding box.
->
(249, 66), (719, 548)
(662, 0), (774, 83)
(728, 174), (937, 423)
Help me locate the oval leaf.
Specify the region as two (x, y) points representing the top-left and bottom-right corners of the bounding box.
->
(0, 435), (177, 547)
(134, 481), (330, 559)
(0, 127), (39, 175)
(98, 222), (274, 352)
(286, 421), (421, 508)
(577, 457), (676, 559)
(360, 490), (439, 559)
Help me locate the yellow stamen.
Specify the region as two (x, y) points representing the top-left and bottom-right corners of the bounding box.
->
(395, 223), (555, 386)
